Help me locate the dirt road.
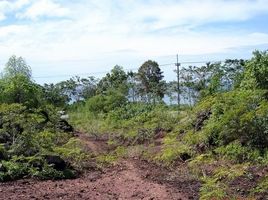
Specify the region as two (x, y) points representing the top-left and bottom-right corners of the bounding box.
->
(0, 133), (199, 200)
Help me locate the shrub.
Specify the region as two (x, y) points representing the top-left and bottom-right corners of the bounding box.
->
(214, 141), (261, 163)
(156, 136), (192, 165)
(200, 164), (248, 199)
(251, 174), (268, 195)
(200, 90), (268, 150)
(86, 90), (127, 114)
(54, 138), (89, 171)
(34, 163), (75, 180)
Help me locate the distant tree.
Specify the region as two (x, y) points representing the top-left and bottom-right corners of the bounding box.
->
(165, 81), (178, 105)
(78, 76), (98, 100)
(180, 66), (198, 106)
(3, 55), (32, 79)
(127, 71), (139, 102)
(47, 76), (98, 106)
(137, 60), (166, 104)
(179, 60), (245, 104)
(221, 59), (244, 90)
(42, 83), (69, 107)
(97, 65), (128, 95)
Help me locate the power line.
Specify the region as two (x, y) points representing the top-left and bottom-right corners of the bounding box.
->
(33, 67), (139, 79)
(32, 60), (227, 79)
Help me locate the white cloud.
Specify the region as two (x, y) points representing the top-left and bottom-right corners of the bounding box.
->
(17, 0), (69, 20)
(1, 0), (268, 82)
(0, 0), (30, 21)
(69, 0), (268, 34)
(0, 0), (10, 21)
(0, 25), (29, 37)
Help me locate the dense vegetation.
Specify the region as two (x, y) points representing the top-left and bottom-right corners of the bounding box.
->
(70, 51), (268, 199)
(1, 51), (268, 199)
(0, 56), (84, 181)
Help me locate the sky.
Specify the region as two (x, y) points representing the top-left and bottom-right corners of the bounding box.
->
(0, 0), (268, 84)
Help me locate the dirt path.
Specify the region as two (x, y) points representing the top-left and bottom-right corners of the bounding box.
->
(0, 133), (198, 200)
(77, 132), (108, 154)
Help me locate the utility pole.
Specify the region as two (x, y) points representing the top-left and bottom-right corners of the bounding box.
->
(176, 54), (180, 110)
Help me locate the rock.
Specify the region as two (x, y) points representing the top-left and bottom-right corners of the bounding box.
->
(57, 120), (74, 133)
(44, 155), (66, 170)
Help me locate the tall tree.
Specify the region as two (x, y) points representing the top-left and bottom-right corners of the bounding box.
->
(127, 71), (139, 102)
(137, 60), (166, 104)
(0, 56), (41, 107)
(3, 55), (32, 79)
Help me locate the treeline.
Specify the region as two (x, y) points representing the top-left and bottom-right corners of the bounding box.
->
(1, 51), (267, 111)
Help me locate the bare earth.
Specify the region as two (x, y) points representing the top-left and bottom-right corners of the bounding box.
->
(0, 133), (199, 200)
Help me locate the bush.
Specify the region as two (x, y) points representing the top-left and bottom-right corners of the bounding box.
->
(156, 136), (192, 165)
(199, 164), (248, 199)
(86, 90), (127, 113)
(0, 159), (28, 181)
(0, 103), (79, 182)
(34, 163), (75, 180)
(214, 141), (261, 163)
(54, 138), (89, 171)
(199, 90), (268, 150)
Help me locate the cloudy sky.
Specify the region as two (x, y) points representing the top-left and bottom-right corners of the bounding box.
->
(0, 0), (268, 83)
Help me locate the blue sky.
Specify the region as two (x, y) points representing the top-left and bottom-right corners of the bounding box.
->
(0, 0), (268, 84)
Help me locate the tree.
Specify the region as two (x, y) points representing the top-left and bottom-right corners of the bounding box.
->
(0, 56), (41, 108)
(3, 55), (32, 79)
(97, 65), (128, 95)
(179, 60), (245, 105)
(137, 60), (166, 104)
(0, 74), (42, 108)
(165, 81), (178, 105)
(50, 76), (98, 106)
(127, 71), (139, 102)
(79, 76), (98, 100)
(42, 83), (69, 108)
(241, 50), (268, 90)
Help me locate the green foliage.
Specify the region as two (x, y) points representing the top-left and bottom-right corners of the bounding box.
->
(0, 74), (42, 108)
(200, 177), (227, 200)
(3, 55), (32, 79)
(200, 90), (268, 150)
(180, 60), (244, 104)
(96, 146), (127, 167)
(34, 163), (75, 180)
(241, 50), (268, 90)
(42, 83), (69, 108)
(54, 138), (89, 171)
(0, 158), (28, 181)
(137, 60), (166, 103)
(97, 65), (128, 95)
(199, 164), (248, 200)
(86, 90), (127, 114)
(214, 141), (261, 163)
(156, 136), (192, 165)
(251, 174), (268, 195)
(0, 103), (79, 181)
